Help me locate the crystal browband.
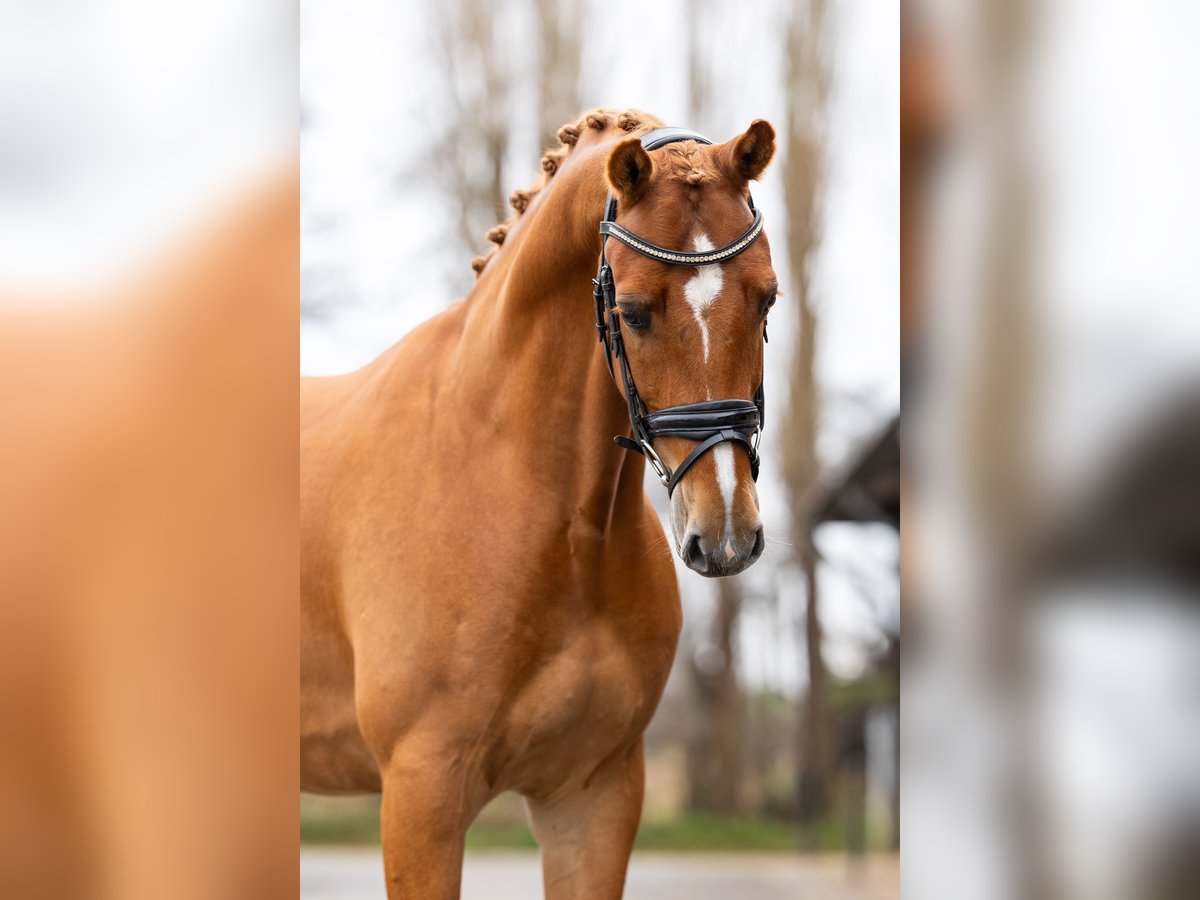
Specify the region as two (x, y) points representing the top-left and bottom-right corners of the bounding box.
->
(598, 208), (764, 267)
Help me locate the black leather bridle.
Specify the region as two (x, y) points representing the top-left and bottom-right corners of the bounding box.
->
(593, 127), (768, 497)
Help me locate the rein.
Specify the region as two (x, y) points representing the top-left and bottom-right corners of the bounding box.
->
(592, 127), (767, 497)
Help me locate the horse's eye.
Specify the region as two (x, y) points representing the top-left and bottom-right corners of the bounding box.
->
(761, 288), (778, 316)
(620, 307), (650, 331)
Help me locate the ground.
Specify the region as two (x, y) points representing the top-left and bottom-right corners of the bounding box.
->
(300, 848), (899, 900)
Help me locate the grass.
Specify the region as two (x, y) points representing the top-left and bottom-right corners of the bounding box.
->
(301, 795), (845, 853)
(462, 813), (802, 853)
(635, 814), (805, 852)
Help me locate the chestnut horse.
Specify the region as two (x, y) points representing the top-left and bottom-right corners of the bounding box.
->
(300, 108), (779, 899)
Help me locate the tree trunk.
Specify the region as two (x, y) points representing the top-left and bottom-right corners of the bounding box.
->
(686, 576), (744, 815)
(780, 0), (833, 836)
(685, 0), (714, 133)
(794, 535), (829, 830)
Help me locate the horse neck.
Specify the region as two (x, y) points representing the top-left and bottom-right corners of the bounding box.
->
(453, 149), (645, 532)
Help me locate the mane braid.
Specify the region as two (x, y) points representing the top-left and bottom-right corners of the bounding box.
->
(470, 107), (665, 277)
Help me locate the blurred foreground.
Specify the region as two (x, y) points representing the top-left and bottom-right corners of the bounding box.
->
(0, 177), (299, 899)
(301, 848), (898, 900)
(902, 1), (1200, 898)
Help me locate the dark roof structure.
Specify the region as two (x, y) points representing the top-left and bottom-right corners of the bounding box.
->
(810, 416), (900, 529)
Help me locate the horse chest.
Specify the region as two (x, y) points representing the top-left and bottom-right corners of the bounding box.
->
(494, 625), (671, 792)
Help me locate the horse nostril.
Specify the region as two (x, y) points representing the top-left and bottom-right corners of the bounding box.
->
(750, 527), (765, 562)
(684, 533), (706, 571)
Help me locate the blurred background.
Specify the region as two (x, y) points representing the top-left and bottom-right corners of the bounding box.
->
(299, 0), (900, 894)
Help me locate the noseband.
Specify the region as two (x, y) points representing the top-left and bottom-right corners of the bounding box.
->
(593, 127), (768, 497)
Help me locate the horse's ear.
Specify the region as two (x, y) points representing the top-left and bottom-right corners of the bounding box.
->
(723, 119), (777, 184)
(606, 138), (654, 206)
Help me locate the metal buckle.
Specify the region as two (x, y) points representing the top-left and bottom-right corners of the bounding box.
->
(640, 440), (671, 486)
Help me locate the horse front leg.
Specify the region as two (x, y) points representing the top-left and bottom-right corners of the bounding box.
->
(378, 752), (479, 900)
(525, 738), (645, 900)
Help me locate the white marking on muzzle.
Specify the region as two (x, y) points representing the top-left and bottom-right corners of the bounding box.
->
(713, 442), (736, 542)
(683, 233), (723, 362)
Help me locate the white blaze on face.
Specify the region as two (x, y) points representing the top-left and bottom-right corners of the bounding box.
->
(713, 442), (737, 545)
(683, 232), (736, 540)
(682, 233), (723, 362)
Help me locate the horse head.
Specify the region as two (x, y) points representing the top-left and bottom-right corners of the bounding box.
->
(600, 120), (779, 576)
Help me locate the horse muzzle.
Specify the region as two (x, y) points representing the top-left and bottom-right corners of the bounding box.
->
(680, 521), (765, 577)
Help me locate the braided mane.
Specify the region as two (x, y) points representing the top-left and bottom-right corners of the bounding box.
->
(470, 108), (665, 277)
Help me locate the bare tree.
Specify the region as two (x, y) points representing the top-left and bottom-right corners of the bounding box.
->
(424, 0), (585, 288)
(684, 0), (715, 134)
(535, 0), (582, 149)
(780, 0), (833, 836)
(430, 0), (515, 277)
